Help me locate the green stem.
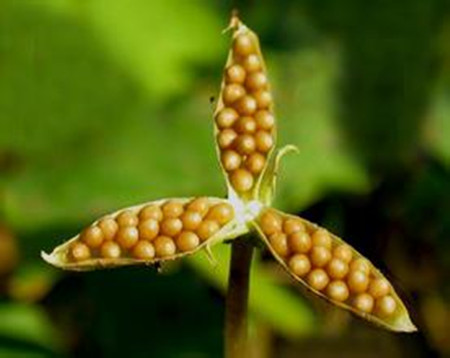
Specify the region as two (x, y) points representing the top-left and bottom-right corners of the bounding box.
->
(224, 236), (254, 358)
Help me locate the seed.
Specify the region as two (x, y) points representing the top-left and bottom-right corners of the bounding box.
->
(187, 198), (210, 217)
(259, 210), (282, 235)
(327, 258), (349, 279)
(234, 95), (257, 115)
(246, 72), (268, 91)
(283, 218), (305, 235)
(223, 84), (246, 105)
(244, 153), (266, 174)
(98, 218), (118, 241)
(138, 218), (159, 241)
(242, 54), (261, 72)
(353, 293), (374, 313)
(154, 236), (176, 257)
(288, 254), (311, 277)
(176, 231), (200, 252)
(216, 108), (239, 129)
(180, 211), (203, 231)
(253, 90), (272, 109)
(310, 246), (332, 267)
(160, 218), (183, 237)
(235, 134), (256, 155)
(116, 227), (139, 249)
(196, 220), (220, 241)
(230, 169), (254, 192)
(326, 280), (349, 302)
(235, 116), (257, 134)
(306, 269), (329, 291)
(139, 205), (163, 222)
(116, 210), (139, 227)
(375, 295), (397, 317)
(255, 110), (275, 130)
(288, 231), (311, 254)
(368, 278), (390, 299)
(350, 258), (371, 275)
(226, 64), (246, 84)
(80, 226), (104, 249)
(206, 203), (234, 225)
(234, 34), (254, 56)
(269, 232), (289, 257)
(254, 130), (273, 152)
(311, 229), (332, 249)
(132, 241), (155, 260)
(221, 150), (242, 171)
(217, 129), (238, 149)
(333, 244), (353, 263)
(347, 270), (369, 293)
(70, 242), (91, 261)
(162, 200), (184, 218)
(100, 241), (121, 259)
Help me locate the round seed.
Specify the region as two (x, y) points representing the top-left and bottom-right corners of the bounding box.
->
(230, 169), (254, 192)
(353, 293), (374, 313)
(242, 54), (261, 72)
(288, 254), (311, 277)
(375, 295), (397, 317)
(196, 220), (220, 241)
(162, 200), (184, 218)
(259, 210), (282, 235)
(70, 242), (91, 261)
(288, 231), (312, 254)
(255, 110), (275, 130)
(254, 130), (273, 152)
(310, 246), (332, 267)
(234, 95), (257, 115)
(244, 153), (266, 174)
(138, 218), (159, 241)
(100, 241), (121, 259)
(235, 134), (256, 155)
(253, 90), (272, 109)
(116, 227), (139, 249)
(180, 211), (203, 231)
(333, 244), (353, 263)
(216, 108), (239, 129)
(80, 226), (104, 248)
(368, 278), (390, 299)
(235, 116), (257, 134)
(154, 236), (176, 257)
(347, 270), (369, 293)
(269, 232), (289, 257)
(326, 280), (350, 302)
(350, 258), (371, 275)
(327, 258), (349, 279)
(223, 84), (245, 105)
(132, 241), (155, 259)
(306, 269), (329, 291)
(117, 210), (138, 227)
(311, 229), (332, 249)
(187, 198), (210, 217)
(206, 203), (234, 225)
(226, 64), (246, 84)
(234, 34), (254, 56)
(246, 72), (268, 91)
(139, 205), (163, 222)
(98, 218), (118, 241)
(160, 218), (183, 237)
(221, 150), (242, 171)
(283, 218), (305, 235)
(217, 129), (238, 149)
(176, 231), (200, 252)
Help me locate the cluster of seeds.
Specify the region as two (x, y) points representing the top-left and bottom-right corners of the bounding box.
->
(68, 199), (234, 263)
(258, 209), (398, 319)
(215, 30), (275, 195)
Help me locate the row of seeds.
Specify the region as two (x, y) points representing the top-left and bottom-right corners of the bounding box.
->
(69, 199), (234, 262)
(215, 31), (275, 194)
(258, 209), (397, 318)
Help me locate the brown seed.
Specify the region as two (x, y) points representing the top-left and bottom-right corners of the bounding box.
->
(216, 108), (239, 129)
(176, 231), (200, 252)
(288, 254), (311, 277)
(350, 258), (371, 275)
(132, 241), (155, 260)
(160, 218), (183, 237)
(230, 169), (254, 192)
(347, 270), (369, 293)
(116, 210), (139, 227)
(244, 153), (266, 174)
(187, 198), (210, 217)
(234, 34), (254, 56)
(311, 229), (332, 249)
(223, 84), (245, 105)
(306, 268), (329, 291)
(269, 232), (289, 257)
(235, 134), (256, 155)
(221, 150), (242, 171)
(254, 130), (273, 152)
(162, 200), (184, 218)
(226, 64), (246, 84)
(180, 211), (203, 231)
(70, 242), (91, 261)
(217, 129), (238, 149)
(259, 210), (282, 236)
(138, 218), (159, 241)
(139, 205), (163, 222)
(255, 110), (275, 130)
(283, 218), (305, 235)
(234, 95), (257, 115)
(353, 293), (374, 313)
(100, 241), (121, 259)
(80, 226), (104, 248)
(326, 280), (350, 302)
(333, 244), (353, 263)
(154, 236), (176, 257)
(310, 246), (332, 267)
(375, 295), (397, 317)
(368, 278), (390, 299)
(245, 72), (268, 91)
(327, 258), (349, 279)
(242, 54), (261, 72)
(196, 220), (220, 241)
(116, 227), (139, 249)
(235, 116), (257, 134)
(98, 218), (118, 241)
(253, 90), (272, 109)
(288, 231), (312, 254)
(206, 203), (234, 225)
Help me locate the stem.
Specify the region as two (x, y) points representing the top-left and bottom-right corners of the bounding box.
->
(224, 236), (254, 358)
